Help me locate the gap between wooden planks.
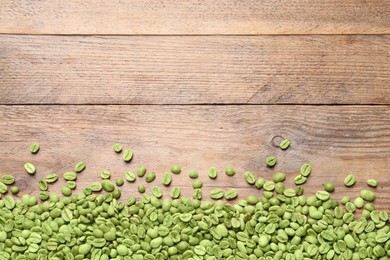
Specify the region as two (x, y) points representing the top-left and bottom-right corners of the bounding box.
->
(0, 0), (389, 34)
(0, 105), (389, 210)
(1, 35), (389, 105)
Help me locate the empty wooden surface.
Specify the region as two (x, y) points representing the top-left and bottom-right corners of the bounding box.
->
(1, 0), (389, 34)
(0, 105), (389, 210)
(1, 35), (389, 105)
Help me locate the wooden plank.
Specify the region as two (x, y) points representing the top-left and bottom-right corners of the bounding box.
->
(1, 0), (389, 34)
(1, 35), (389, 105)
(0, 105), (389, 211)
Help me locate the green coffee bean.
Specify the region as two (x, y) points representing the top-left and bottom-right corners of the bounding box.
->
(115, 178), (124, 186)
(273, 172), (286, 183)
(266, 156), (277, 167)
(66, 181), (77, 190)
(138, 184), (146, 193)
(0, 182), (8, 194)
(283, 189), (297, 198)
(29, 143), (40, 154)
(224, 189), (238, 200)
(171, 165), (181, 174)
(360, 189), (375, 202)
(367, 179), (377, 188)
(255, 178), (265, 189)
(151, 186), (163, 198)
(340, 196), (350, 205)
(10, 186), (19, 194)
(208, 167), (218, 179)
(225, 167), (235, 177)
(210, 189), (224, 200)
(354, 197), (364, 209)
(162, 172), (172, 186)
(279, 139), (290, 150)
(90, 182), (102, 192)
(300, 163), (311, 177)
(188, 170), (198, 179)
(323, 182), (335, 192)
(125, 171), (136, 182)
(101, 170), (111, 179)
(193, 188), (202, 200)
(192, 180), (203, 189)
(344, 174), (356, 187)
(101, 180), (115, 192)
(113, 143), (122, 153)
(38, 191), (49, 201)
(61, 186), (72, 197)
(63, 171), (77, 181)
(45, 173), (58, 183)
(145, 172), (156, 183)
(316, 191), (330, 201)
(24, 163), (36, 175)
(170, 187), (181, 199)
(38, 180), (48, 191)
(1, 175), (14, 185)
(263, 181), (275, 191)
(137, 166), (147, 177)
(122, 148), (133, 162)
(294, 175), (307, 185)
(74, 161), (86, 173)
(244, 171), (256, 185)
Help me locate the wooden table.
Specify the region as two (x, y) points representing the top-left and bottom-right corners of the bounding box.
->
(1, 1), (389, 211)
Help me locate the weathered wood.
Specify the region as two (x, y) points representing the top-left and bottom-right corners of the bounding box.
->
(1, 0), (389, 34)
(0, 105), (389, 210)
(1, 35), (389, 105)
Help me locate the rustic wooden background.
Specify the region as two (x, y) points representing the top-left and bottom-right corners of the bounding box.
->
(0, 1), (389, 210)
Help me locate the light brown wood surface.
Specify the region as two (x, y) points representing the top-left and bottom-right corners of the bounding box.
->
(1, 0), (389, 34)
(0, 105), (389, 210)
(1, 35), (389, 105)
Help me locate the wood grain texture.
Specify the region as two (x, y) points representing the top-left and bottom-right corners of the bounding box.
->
(1, 0), (389, 34)
(0, 105), (389, 210)
(1, 35), (389, 105)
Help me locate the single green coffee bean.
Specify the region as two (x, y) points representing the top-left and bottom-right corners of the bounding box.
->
(66, 181), (77, 190)
(113, 144), (122, 153)
(101, 180), (115, 192)
(208, 167), (218, 179)
(145, 172), (156, 183)
(279, 139), (290, 150)
(101, 170), (111, 179)
(192, 180), (203, 189)
(266, 156), (277, 167)
(315, 191), (329, 201)
(294, 175), (307, 185)
(188, 170), (198, 179)
(122, 148), (133, 162)
(61, 186), (72, 197)
(137, 166), (147, 177)
(193, 188), (202, 200)
(323, 182), (335, 192)
(125, 171), (136, 182)
(300, 163), (312, 177)
(152, 186), (163, 198)
(0, 182), (7, 194)
(10, 186), (19, 194)
(63, 171), (77, 181)
(360, 189), (375, 202)
(244, 171), (256, 185)
(354, 197), (364, 209)
(283, 189), (297, 198)
(138, 185), (146, 193)
(170, 187), (181, 199)
(263, 181), (275, 191)
(115, 178), (124, 186)
(340, 196), (350, 205)
(224, 189), (238, 200)
(225, 167), (235, 177)
(24, 163), (36, 175)
(273, 172), (286, 183)
(171, 165), (181, 174)
(90, 182), (102, 192)
(38, 191), (49, 201)
(38, 180), (48, 191)
(255, 178), (265, 189)
(295, 186), (304, 196)
(29, 143), (40, 154)
(210, 189), (224, 200)
(345, 202), (356, 213)
(162, 172), (172, 186)
(1, 175), (15, 185)
(45, 173), (58, 183)
(74, 161), (86, 173)
(344, 174), (356, 187)
(367, 179), (377, 188)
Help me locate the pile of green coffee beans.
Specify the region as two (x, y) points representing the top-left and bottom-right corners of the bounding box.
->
(0, 141), (389, 260)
